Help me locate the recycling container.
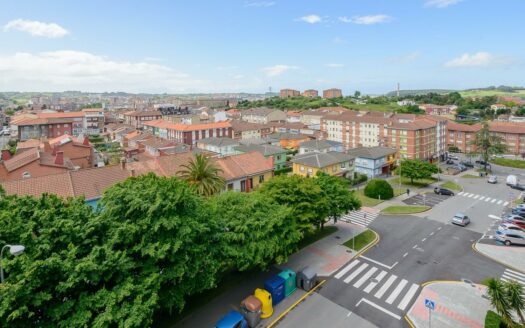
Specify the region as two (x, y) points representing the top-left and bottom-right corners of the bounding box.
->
(278, 269), (297, 297)
(296, 266), (318, 292)
(215, 310), (248, 328)
(264, 275), (286, 305)
(254, 288), (273, 319)
(240, 295), (262, 328)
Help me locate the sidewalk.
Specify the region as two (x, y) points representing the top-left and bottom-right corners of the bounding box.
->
(277, 221), (366, 277)
(475, 242), (525, 273)
(407, 281), (490, 328)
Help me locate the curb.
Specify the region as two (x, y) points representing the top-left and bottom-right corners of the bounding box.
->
(379, 206), (432, 216)
(471, 242), (525, 274)
(266, 279), (326, 328)
(354, 228), (380, 258)
(404, 315), (416, 328)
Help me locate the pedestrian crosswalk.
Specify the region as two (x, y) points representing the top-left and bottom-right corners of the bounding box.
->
(457, 192), (509, 206)
(341, 209), (380, 227)
(334, 259), (420, 312)
(501, 268), (525, 290)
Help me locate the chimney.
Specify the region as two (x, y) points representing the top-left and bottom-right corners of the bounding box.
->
(1, 149), (11, 161)
(52, 145), (58, 156)
(54, 151), (64, 165)
(120, 157), (126, 170)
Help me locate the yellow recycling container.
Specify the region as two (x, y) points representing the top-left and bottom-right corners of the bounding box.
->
(254, 288), (273, 319)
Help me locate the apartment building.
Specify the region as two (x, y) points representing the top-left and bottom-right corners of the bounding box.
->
(123, 110), (163, 128)
(82, 108), (105, 135)
(143, 120), (233, 145)
(11, 112), (93, 141)
(323, 88), (343, 98)
(302, 89), (319, 97)
(240, 108), (286, 124)
(280, 89), (300, 98)
(230, 120), (271, 140)
(447, 121), (525, 155)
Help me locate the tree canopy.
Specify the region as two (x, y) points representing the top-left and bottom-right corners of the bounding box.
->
(399, 160), (439, 184)
(470, 122), (507, 169)
(315, 172), (361, 227)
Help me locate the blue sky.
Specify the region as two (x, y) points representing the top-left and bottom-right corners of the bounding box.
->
(0, 0), (523, 94)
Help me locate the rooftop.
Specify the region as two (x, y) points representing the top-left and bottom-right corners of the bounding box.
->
(292, 151), (354, 168)
(347, 146), (397, 160)
(215, 152), (273, 181)
(197, 137), (239, 147)
(235, 144), (287, 157)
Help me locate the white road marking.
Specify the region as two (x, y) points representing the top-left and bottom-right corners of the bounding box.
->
(354, 267), (378, 288)
(347, 311), (352, 317)
(344, 263), (369, 284)
(468, 194), (475, 198)
(458, 192), (464, 195)
(479, 196), (485, 201)
(491, 199), (497, 203)
(421, 238), (427, 242)
(473, 195), (480, 199)
(356, 298), (401, 320)
(497, 200), (503, 205)
(364, 270), (387, 294)
(437, 227), (442, 230)
(485, 197), (491, 202)
(412, 244), (418, 249)
(489, 214), (501, 220)
(429, 232), (434, 236)
(374, 275), (397, 299)
(335, 260), (360, 279)
(386, 279), (408, 304)
(503, 202), (509, 206)
(403, 252), (408, 258)
(397, 284), (420, 311)
(360, 255), (398, 270)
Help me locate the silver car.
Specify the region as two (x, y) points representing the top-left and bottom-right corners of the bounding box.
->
(487, 176), (497, 184)
(452, 213), (470, 226)
(498, 223), (524, 233)
(496, 230), (525, 246)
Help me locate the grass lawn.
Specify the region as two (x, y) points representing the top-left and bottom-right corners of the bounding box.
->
(345, 103), (399, 112)
(297, 226), (338, 250)
(484, 310), (504, 328)
(380, 205), (431, 214)
(491, 157), (525, 169)
(355, 189), (384, 207)
(343, 229), (376, 251)
(460, 89), (525, 99)
(389, 176), (437, 188)
(440, 181), (462, 191)
(461, 174), (481, 179)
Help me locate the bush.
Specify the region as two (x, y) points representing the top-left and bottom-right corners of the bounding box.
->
(364, 179), (394, 200)
(484, 310), (504, 328)
(274, 167), (292, 176)
(350, 173), (368, 186)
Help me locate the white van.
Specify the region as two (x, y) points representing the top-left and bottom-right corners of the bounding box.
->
(507, 175), (518, 186)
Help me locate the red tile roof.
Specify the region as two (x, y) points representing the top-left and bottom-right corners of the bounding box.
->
(215, 152), (273, 181)
(447, 122), (482, 132)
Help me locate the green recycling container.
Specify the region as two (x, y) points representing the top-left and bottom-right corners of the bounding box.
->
(278, 269), (296, 297)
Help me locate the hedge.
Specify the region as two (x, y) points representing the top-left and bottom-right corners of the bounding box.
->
(364, 179), (394, 200)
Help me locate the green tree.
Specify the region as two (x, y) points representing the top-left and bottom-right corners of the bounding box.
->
(470, 122), (507, 170)
(399, 159), (438, 184)
(506, 280), (525, 327)
(316, 172), (361, 227)
(364, 179), (394, 200)
(354, 90), (361, 98)
(259, 175), (329, 233)
(209, 191), (301, 271)
(178, 154), (225, 197)
(487, 278), (514, 327)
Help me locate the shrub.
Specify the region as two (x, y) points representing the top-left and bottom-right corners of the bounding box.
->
(484, 310), (504, 328)
(274, 167), (292, 176)
(350, 173), (368, 186)
(364, 179), (394, 200)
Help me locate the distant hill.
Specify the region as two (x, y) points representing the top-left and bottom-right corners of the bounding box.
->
(386, 89), (455, 97)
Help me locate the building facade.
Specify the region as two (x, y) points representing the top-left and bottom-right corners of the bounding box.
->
(302, 89), (319, 97)
(280, 89), (301, 98)
(323, 88), (343, 98)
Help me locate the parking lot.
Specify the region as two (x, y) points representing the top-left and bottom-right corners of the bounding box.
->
(402, 193), (449, 207)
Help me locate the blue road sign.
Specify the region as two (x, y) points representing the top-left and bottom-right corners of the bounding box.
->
(424, 298), (435, 310)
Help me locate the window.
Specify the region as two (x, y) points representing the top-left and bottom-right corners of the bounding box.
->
(240, 180), (246, 192)
(300, 166), (305, 172)
(307, 168), (313, 174)
(259, 175), (265, 183)
(340, 162), (346, 168)
(64, 124), (68, 127)
(227, 183), (233, 190)
(332, 165), (337, 172)
(276, 155), (281, 160)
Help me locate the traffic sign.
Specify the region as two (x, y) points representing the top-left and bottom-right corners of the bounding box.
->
(424, 298), (435, 310)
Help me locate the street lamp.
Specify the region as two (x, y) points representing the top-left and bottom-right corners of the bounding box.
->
(1, 244), (25, 283)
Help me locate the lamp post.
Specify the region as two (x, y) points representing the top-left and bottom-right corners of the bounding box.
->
(1, 244), (25, 283)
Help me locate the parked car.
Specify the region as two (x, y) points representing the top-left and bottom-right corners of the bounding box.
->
(515, 204), (525, 210)
(460, 161), (474, 168)
(475, 160), (489, 166)
(504, 214), (525, 229)
(495, 230), (525, 246)
(512, 207), (525, 215)
(448, 155), (459, 160)
(452, 213), (470, 226)
(487, 176), (498, 184)
(434, 187), (454, 196)
(446, 159), (455, 165)
(507, 175), (519, 186)
(510, 184), (525, 191)
(457, 164), (468, 172)
(498, 222), (525, 233)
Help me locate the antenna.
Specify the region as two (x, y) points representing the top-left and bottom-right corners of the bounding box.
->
(397, 83), (400, 97)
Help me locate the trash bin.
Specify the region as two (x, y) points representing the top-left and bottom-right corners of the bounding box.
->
(296, 266), (318, 292)
(278, 269), (297, 297)
(264, 275), (286, 305)
(254, 288), (273, 319)
(240, 295), (262, 328)
(215, 310), (248, 328)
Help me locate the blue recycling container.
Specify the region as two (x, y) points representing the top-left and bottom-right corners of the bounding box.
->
(215, 310), (248, 328)
(264, 275), (286, 306)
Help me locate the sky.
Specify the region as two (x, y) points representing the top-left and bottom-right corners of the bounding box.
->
(0, 0), (524, 94)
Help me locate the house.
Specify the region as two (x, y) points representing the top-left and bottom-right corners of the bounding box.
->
(140, 137), (179, 157)
(123, 110), (163, 128)
(230, 120), (270, 140)
(346, 147), (397, 178)
(418, 104), (455, 116)
(269, 132), (312, 150)
(234, 144), (288, 170)
(196, 138), (240, 157)
(286, 111), (302, 123)
(291, 151), (354, 178)
(240, 108), (286, 124)
(215, 152), (274, 192)
(45, 134), (95, 169)
(397, 100), (416, 106)
(298, 140), (343, 154)
(0, 147), (75, 181)
(491, 104), (507, 111)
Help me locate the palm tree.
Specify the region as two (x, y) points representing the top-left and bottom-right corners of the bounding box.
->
(178, 154), (225, 197)
(470, 122), (507, 171)
(506, 280), (525, 327)
(487, 278), (514, 326)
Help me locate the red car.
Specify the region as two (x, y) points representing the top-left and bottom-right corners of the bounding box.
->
(503, 214), (525, 229)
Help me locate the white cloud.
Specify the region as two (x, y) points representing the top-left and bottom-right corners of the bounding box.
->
(262, 64), (298, 77)
(0, 50), (211, 93)
(298, 15), (322, 24)
(3, 19), (69, 38)
(425, 0), (463, 8)
(244, 1), (275, 7)
(339, 15), (392, 25)
(325, 63), (345, 68)
(444, 52), (516, 68)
